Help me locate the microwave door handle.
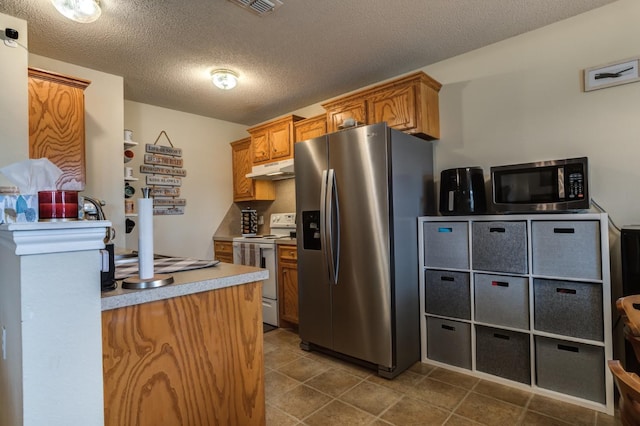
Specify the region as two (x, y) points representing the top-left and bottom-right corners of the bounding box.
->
(557, 166), (565, 199)
(320, 170), (333, 283)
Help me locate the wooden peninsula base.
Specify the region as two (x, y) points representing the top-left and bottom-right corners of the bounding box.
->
(102, 279), (265, 426)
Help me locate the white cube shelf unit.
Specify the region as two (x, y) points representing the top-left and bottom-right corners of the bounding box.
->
(418, 213), (613, 415)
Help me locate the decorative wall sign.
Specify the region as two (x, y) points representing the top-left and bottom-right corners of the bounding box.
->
(146, 175), (182, 186)
(150, 187), (180, 197)
(153, 207), (185, 215)
(144, 153), (184, 168)
(154, 198), (186, 206)
(146, 145), (183, 157)
(140, 131), (187, 215)
(140, 165), (187, 177)
(584, 57), (640, 91)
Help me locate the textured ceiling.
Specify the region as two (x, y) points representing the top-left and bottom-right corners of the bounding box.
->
(0, 0), (616, 126)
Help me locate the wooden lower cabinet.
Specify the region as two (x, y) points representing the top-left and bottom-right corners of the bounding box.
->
(277, 244), (299, 326)
(214, 239), (234, 263)
(102, 282), (265, 426)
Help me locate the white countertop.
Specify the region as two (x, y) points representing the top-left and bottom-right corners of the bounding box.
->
(101, 262), (268, 311)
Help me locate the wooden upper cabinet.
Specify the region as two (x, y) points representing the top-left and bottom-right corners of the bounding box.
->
(325, 100), (366, 136)
(294, 114), (327, 142)
(322, 71), (442, 139)
(230, 137), (274, 202)
(28, 68), (91, 190)
(247, 115), (304, 165)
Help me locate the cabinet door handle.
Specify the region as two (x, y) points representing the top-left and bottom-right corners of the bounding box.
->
(554, 227), (575, 234)
(438, 227), (453, 233)
(491, 281), (509, 287)
(556, 288), (577, 294)
(493, 333), (510, 340)
(440, 276), (455, 282)
(557, 344), (579, 353)
(489, 227), (505, 233)
(441, 324), (455, 331)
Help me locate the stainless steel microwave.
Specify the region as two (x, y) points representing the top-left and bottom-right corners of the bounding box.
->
(490, 157), (589, 213)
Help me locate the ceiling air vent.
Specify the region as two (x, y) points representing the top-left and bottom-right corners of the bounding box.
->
(228, 0), (283, 16)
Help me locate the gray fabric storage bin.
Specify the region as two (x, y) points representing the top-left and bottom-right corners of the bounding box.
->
(472, 221), (528, 274)
(535, 336), (605, 404)
(474, 273), (529, 330)
(476, 325), (531, 384)
(426, 317), (471, 369)
(531, 220), (601, 280)
(533, 278), (603, 341)
(425, 270), (471, 319)
(423, 222), (469, 269)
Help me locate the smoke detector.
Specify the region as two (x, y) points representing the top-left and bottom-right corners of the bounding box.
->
(228, 0), (283, 16)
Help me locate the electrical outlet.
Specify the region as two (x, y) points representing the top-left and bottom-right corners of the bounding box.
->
(258, 215), (264, 225)
(2, 326), (6, 360)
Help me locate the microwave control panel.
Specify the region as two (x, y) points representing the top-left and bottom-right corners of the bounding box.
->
(565, 164), (585, 199)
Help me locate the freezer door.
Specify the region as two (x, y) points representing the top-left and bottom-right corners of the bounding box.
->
(328, 123), (393, 367)
(295, 136), (332, 349)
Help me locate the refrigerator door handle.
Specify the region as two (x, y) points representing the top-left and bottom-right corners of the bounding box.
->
(320, 169), (333, 283)
(327, 168), (340, 284)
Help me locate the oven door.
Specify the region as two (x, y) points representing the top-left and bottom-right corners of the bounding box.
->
(232, 242), (277, 299)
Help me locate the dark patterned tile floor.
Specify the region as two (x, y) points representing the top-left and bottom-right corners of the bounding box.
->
(264, 328), (621, 425)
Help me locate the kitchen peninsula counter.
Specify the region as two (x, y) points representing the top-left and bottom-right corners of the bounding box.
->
(101, 262), (268, 426)
(101, 262), (268, 310)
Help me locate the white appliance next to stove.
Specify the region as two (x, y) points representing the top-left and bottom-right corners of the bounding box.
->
(232, 212), (296, 326)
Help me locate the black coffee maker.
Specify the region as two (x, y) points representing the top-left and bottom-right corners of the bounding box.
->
(101, 243), (117, 291)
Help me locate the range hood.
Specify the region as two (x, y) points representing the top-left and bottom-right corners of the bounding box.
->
(245, 158), (295, 180)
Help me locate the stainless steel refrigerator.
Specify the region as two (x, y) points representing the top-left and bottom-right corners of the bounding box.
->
(295, 122), (435, 378)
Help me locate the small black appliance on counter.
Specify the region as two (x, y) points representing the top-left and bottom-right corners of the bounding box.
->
(439, 167), (487, 215)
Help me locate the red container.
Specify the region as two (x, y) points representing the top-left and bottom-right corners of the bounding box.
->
(38, 190), (79, 221)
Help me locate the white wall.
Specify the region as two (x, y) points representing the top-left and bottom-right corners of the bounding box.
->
(28, 55), (126, 246)
(422, 0), (640, 228)
(0, 13), (28, 187)
(124, 101), (246, 258)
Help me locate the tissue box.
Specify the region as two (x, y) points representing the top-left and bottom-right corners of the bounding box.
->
(0, 193), (38, 224)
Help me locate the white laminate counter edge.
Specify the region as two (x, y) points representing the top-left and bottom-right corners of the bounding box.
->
(101, 264), (269, 311)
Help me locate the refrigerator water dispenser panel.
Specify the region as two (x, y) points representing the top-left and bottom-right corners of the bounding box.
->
(302, 210), (321, 250)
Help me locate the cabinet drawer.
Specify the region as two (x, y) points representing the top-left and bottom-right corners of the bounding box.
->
(425, 270), (470, 320)
(472, 221), (528, 274)
(533, 278), (603, 341)
(476, 326), (530, 384)
(531, 221), (601, 280)
(474, 274), (529, 330)
(214, 240), (233, 254)
(423, 222), (469, 269)
(535, 336), (605, 404)
(278, 245), (297, 261)
(426, 317), (471, 369)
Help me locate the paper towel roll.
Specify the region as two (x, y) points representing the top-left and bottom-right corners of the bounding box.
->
(138, 198), (154, 279)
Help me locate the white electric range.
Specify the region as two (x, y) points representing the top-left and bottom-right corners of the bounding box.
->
(232, 212), (296, 326)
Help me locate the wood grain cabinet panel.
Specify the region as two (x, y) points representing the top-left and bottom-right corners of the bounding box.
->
(322, 71), (441, 139)
(278, 244), (299, 326)
(214, 239), (234, 263)
(294, 114), (327, 142)
(230, 137), (275, 202)
(28, 68), (91, 190)
(102, 282), (265, 426)
(247, 115), (304, 166)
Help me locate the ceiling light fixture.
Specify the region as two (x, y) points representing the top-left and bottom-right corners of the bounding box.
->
(211, 69), (239, 90)
(51, 0), (102, 24)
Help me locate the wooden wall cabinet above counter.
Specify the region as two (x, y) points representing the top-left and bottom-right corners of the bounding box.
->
(247, 115), (304, 165)
(230, 137), (275, 202)
(322, 71), (442, 140)
(28, 67), (91, 190)
(294, 114), (328, 143)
